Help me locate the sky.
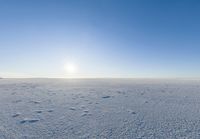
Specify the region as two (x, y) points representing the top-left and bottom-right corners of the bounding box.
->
(0, 0), (200, 78)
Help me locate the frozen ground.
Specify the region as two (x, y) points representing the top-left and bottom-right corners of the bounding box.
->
(1, 79), (200, 139)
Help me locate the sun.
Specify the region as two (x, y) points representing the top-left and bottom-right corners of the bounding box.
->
(64, 63), (77, 74)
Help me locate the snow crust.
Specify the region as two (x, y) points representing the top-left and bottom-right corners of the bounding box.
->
(1, 79), (200, 139)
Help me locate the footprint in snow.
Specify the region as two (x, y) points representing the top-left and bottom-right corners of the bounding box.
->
(83, 110), (89, 113)
(12, 113), (21, 118)
(102, 96), (111, 99)
(80, 109), (91, 117)
(81, 113), (92, 117)
(127, 110), (137, 115)
(117, 91), (126, 95)
(11, 92), (16, 95)
(81, 113), (87, 117)
(20, 118), (39, 124)
(35, 110), (42, 113)
(47, 110), (53, 113)
(131, 111), (137, 115)
(12, 100), (22, 103)
(69, 107), (76, 111)
(30, 101), (40, 104)
(80, 96), (85, 98)
(141, 92), (145, 96)
(28, 119), (39, 123)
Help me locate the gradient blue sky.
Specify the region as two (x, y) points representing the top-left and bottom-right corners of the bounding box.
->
(1, 0), (200, 78)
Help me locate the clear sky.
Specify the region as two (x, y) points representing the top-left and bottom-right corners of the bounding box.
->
(1, 0), (200, 78)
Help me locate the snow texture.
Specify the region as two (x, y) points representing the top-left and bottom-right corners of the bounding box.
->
(1, 78), (200, 139)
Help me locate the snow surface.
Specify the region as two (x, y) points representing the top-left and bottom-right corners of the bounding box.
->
(1, 79), (200, 139)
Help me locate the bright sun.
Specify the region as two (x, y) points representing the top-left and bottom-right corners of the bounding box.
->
(64, 63), (77, 74)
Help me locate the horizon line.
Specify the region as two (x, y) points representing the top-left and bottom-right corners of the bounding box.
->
(1, 77), (200, 80)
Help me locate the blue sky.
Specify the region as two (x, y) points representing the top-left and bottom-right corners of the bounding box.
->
(0, 0), (200, 78)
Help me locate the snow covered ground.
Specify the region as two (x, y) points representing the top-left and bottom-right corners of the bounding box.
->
(1, 79), (200, 139)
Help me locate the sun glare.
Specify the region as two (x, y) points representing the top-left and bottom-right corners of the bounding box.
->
(64, 63), (77, 74)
